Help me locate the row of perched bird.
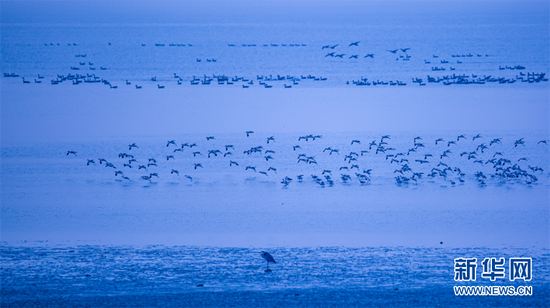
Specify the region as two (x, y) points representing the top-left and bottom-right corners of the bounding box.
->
(7, 42), (547, 88)
(7, 70), (546, 88)
(66, 132), (548, 188)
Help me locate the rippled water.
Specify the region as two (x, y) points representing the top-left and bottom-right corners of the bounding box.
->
(1, 245), (549, 306)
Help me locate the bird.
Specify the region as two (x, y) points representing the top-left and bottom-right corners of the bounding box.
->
(141, 176), (151, 182)
(66, 151), (77, 156)
(514, 138), (525, 147)
(387, 49), (398, 54)
(171, 169), (179, 175)
(349, 41), (360, 47)
(261, 251), (276, 272)
(246, 131), (254, 137)
(86, 159), (95, 165)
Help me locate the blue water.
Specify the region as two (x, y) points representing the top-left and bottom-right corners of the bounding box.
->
(1, 0), (549, 306)
(1, 1), (549, 88)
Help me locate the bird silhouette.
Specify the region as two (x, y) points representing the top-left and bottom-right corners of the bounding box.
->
(261, 251), (276, 272)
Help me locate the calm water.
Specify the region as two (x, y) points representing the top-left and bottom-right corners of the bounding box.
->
(1, 0), (549, 306)
(1, 1), (549, 88)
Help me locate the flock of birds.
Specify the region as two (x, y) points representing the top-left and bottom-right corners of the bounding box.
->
(66, 132), (548, 188)
(320, 42), (548, 86)
(4, 41), (548, 89)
